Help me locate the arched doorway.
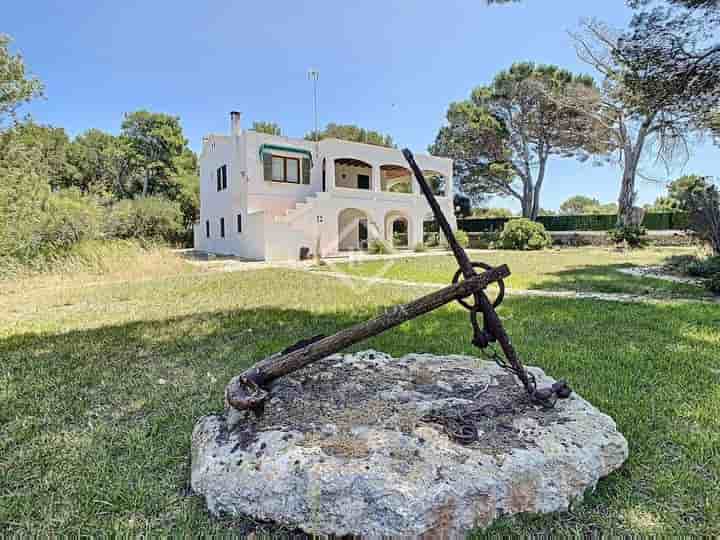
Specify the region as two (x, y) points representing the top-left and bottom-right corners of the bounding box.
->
(380, 165), (413, 193)
(423, 170), (448, 197)
(338, 208), (371, 251)
(423, 212), (439, 246)
(334, 158), (372, 190)
(385, 211), (411, 248)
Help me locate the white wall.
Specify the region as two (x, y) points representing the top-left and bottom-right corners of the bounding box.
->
(196, 125), (456, 260)
(245, 132), (319, 219)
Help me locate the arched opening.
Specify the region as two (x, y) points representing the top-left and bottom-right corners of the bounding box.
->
(338, 208), (371, 251)
(380, 165), (413, 194)
(423, 212), (440, 247)
(385, 211), (411, 248)
(334, 158), (372, 190)
(423, 170), (447, 197)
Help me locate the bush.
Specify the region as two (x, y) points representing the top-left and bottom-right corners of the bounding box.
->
(663, 254), (699, 274)
(413, 242), (427, 253)
(367, 238), (394, 255)
(454, 230), (470, 248)
(498, 219), (552, 250)
(687, 256), (720, 278)
(608, 225), (648, 249)
(41, 189), (104, 249)
(107, 197), (184, 242)
(424, 233), (439, 247)
(468, 232), (500, 249)
(706, 273), (720, 295)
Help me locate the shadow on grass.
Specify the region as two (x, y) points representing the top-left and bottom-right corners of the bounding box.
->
(1, 297), (719, 535)
(525, 262), (708, 298)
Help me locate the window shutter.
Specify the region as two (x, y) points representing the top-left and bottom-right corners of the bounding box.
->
(263, 153), (273, 181)
(216, 168), (221, 191)
(222, 165), (228, 189)
(302, 158), (311, 184)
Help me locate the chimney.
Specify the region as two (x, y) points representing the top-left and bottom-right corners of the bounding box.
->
(230, 111), (242, 136)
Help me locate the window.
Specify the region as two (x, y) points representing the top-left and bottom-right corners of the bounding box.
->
(237, 213), (242, 233)
(270, 155), (300, 183)
(205, 220), (210, 238)
(220, 217), (225, 238)
(216, 165), (227, 191)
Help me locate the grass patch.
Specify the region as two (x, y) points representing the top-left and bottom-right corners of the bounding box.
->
(332, 247), (710, 297)
(1, 257), (719, 535)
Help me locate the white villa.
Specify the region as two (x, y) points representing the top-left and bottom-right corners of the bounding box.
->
(193, 112), (456, 261)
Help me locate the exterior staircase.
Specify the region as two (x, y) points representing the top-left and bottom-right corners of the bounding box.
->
(265, 192), (332, 259)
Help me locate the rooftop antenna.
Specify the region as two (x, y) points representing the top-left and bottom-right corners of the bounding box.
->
(308, 69), (320, 155)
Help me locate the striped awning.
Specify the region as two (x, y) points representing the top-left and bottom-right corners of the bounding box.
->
(258, 144), (313, 166)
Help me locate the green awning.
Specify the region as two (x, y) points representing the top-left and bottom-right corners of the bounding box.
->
(258, 144), (313, 166)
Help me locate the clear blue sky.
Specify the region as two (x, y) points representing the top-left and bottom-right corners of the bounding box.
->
(5, 0), (718, 211)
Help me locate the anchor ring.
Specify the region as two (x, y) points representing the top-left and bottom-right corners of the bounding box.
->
(452, 262), (505, 311)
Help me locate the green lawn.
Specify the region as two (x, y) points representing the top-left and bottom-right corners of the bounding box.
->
(332, 247), (710, 298)
(2, 256), (720, 535)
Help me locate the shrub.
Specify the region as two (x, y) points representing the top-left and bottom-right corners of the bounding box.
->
(663, 254), (699, 274)
(608, 225), (648, 249)
(498, 219), (552, 250)
(40, 189), (104, 249)
(367, 238), (394, 255)
(0, 139), (52, 262)
(454, 230), (470, 248)
(424, 233), (439, 247)
(687, 256), (720, 278)
(107, 197), (184, 242)
(706, 273), (720, 295)
(413, 242), (427, 253)
(469, 232), (500, 249)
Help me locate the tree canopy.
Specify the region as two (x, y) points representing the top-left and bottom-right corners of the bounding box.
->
(568, 20), (700, 225)
(619, 0), (720, 124)
(472, 207), (515, 218)
(430, 62), (604, 219)
(305, 123), (395, 148)
(252, 121), (282, 135)
(0, 34), (43, 124)
(120, 111), (188, 197)
(560, 195), (618, 215)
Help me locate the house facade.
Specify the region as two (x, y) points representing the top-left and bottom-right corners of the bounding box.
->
(193, 112), (456, 260)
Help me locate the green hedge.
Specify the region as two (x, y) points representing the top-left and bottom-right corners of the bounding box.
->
(458, 212), (690, 233)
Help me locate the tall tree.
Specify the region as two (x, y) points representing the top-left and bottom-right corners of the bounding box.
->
(619, 0), (720, 124)
(305, 123), (395, 148)
(120, 111), (187, 196)
(0, 34), (43, 125)
(252, 121), (282, 135)
(488, 1), (720, 127)
(66, 129), (134, 197)
(430, 63), (604, 219)
(569, 21), (699, 226)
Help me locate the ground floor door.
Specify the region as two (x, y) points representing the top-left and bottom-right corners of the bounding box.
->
(358, 218), (368, 249)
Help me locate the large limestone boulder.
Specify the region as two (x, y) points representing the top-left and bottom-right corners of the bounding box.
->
(191, 351), (628, 538)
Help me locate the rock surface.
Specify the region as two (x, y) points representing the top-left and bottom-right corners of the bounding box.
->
(191, 351), (628, 538)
